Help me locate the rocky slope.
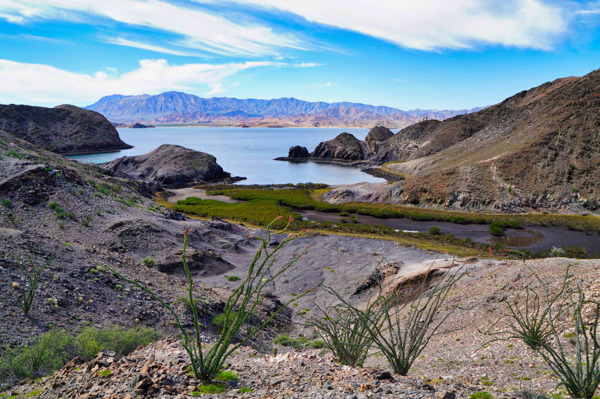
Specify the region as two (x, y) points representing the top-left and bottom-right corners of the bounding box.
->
(100, 144), (242, 189)
(285, 68), (600, 213)
(85, 91), (481, 128)
(0, 104), (131, 154)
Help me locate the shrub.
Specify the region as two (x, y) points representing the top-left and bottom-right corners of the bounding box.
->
(226, 275), (241, 282)
(304, 302), (373, 367)
(14, 254), (50, 315)
(321, 266), (466, 375)
(489, 225), (504, 236)
(470, 392), (493, 399)
(73, 325), (162, 361)
(1, 199), (12, 208)
(141, 256), (156, 268)
(102, 218), (309, 382)
(0, 330), (73, 385)
(428, 226), (441, 235)
(272, 334), (309, 349)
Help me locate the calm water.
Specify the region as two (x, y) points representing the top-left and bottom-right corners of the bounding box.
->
(68, 127), (385, 185)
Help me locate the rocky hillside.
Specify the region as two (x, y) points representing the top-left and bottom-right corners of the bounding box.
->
(287, 68), (600, 213)
(0, 104), (131, 154)
(101, 144), (242, 189)
(85, 91), (481, 128)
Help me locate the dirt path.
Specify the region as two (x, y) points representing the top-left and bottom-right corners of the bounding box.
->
(165, 187), (240, 203)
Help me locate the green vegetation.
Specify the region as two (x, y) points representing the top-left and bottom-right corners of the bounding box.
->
(0, 326), (161, 388)
(470, 392), (494, 399)
(98, 369), (112, 377)
(304, 301), (372, 366)
(216, 370), (239, 381)
(490, 225), (505, 236)
(7, 150), (23, 159)
(313, 264), (465, 375)
(142, 256), (156, 268)
(1, 199), (12, 208)
(196, 383), (226, 394)
(428, 226), (441, 235)
(102, 218), (310, 382)
(495, 266), (600, 399)
(15, 253), (50, 316)
(226, 275), (241, 282)
(73, 325), (162, 361)
(238, 387), (252, 393)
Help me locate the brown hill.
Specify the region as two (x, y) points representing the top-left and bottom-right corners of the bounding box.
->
(383, 71), (600, 211)
(0, 104), (131, 154)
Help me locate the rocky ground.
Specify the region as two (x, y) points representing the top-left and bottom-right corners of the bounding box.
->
(2, 128), (600, 398)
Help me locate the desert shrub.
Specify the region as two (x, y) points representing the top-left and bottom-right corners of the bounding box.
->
(14, 254), (50, 315)
(1, 198), (12, 208)
(515, 389), (549, 399)
(428, 226), (441, 235)
(470, 392), (493, 399)
(320, 265), (466, 375)
(226, 275), (241, 282)
(0, 330), (73, 385)
(73, 325), (162, 361)
(495, 266), (600, 399)
(102, 218), (309, 382)
(142, 256), (156, 268)
(272, 334), (309, 349)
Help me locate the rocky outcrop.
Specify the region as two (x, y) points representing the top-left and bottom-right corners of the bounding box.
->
(0, 104), (131, 154)
(101, 144), (240, 188)
(312, 132), (365, 161)
(288, 145), (310, 158)
(364, 125), (394, 153)
(128, 122), (155, 128)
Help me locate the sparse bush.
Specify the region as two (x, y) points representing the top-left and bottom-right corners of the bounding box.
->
(495, 266), (600, 399)
(470, 392), (493, 399)
(142, 256), (156, 268)
(272, 334), (309, 349)
(428, 226), (441, 235)
(102, 218), (309, 382)
(1, 198), (12, 208)
(516, 389), (549, 399)
(304, 301), (373, 367)
(15, 254), (50, 316)
(226, 275), (241, 282)
(490, 225), (504, 236)
(321, 265), (466, 375)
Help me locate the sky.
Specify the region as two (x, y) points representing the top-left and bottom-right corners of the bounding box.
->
(1, 0), (600, 110)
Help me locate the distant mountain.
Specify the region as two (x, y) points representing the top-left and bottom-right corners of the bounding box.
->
(85, 91), (482, 128)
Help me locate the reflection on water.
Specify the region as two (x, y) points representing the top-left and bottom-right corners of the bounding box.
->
(488, 230), (545, 247)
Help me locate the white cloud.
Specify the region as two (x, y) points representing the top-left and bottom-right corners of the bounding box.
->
(0, 58), (284, 106)
(101, 37), (197, 57)
(215, 0), (568, 51)
(0, 0), (304, 57)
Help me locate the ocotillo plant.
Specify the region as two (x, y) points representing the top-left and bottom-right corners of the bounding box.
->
(100, 217), (309, 382)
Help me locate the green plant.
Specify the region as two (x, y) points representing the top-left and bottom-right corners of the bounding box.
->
(73, 325), (162, 361)
(490, 223), (504, 236)
(1, 199), (12, 208)
(515, 390), (549, 399)
(304, 300), (373, 367)
(320, 266), (466, 375)
(101, 218), (309, 382)
(15, 254), (50, 316)
(197, 383), (226, 394)
(98, 369), (112, 377)
(142, 256), (156, 268)
(470, 392), (494, 399)
(428, 226), (441, 235)
(487, 265), (571, 350)
(0, 330), (73, 386)
(497, 266), (600, 399)
(226, 275), (241, 282)
(272, 334), (309, 349)
(238, 386), (252, 393)
(216, 370), (239, 381)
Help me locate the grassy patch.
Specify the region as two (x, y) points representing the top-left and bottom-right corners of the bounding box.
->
(196, 383), (227, 394)
(226, 275), (241, 282)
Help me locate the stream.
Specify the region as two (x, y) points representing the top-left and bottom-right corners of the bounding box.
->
(299, 210), (600, 256)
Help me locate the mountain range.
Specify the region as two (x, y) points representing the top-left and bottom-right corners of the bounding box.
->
(85, 92), (483, 128)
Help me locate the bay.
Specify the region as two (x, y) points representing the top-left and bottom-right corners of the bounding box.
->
(68, 127), (386, 185)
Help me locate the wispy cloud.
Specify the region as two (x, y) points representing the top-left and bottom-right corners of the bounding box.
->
(100, 37), (197, 57)
(0, 58), (292, 106)
(0, 0), (305, 57)
(216, 0), (569, 51)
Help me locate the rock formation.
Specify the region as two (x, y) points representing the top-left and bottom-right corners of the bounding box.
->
(0, 104), (131, 154)
(101, 144), (240, 188)
(288, 145), (310, 159)
(312, 132), (365, 161)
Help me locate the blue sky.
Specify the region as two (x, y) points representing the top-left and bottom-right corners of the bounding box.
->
(0, 0), (600, 110)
